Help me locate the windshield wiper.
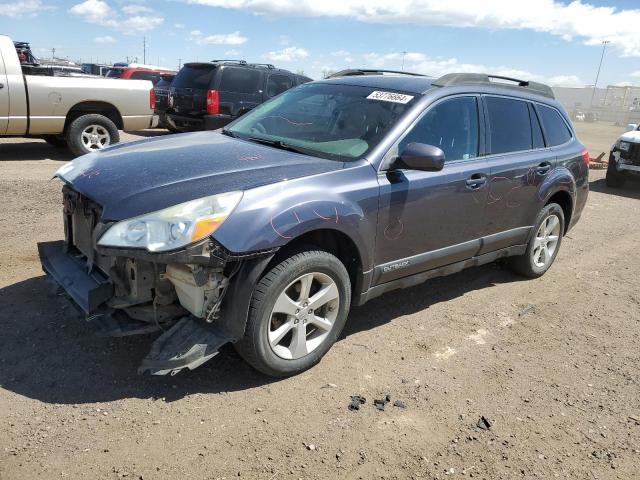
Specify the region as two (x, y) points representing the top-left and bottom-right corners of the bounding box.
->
(246, 136), (309, 155)
(221, 128), (236, 138)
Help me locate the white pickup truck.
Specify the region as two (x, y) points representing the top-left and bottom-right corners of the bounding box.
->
(607, 122), (640, 187)
(0, 35), (157, 156)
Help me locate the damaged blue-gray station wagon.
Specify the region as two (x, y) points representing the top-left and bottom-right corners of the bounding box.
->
(39, 72), (589, 376)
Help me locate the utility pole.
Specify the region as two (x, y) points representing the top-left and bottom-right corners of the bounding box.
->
(590, 40), (610, 108)
(143, 36), (146, 64)
(178, 58), (182, 70)
(51, 47), (55, 60)
(401, 51), (407, 71)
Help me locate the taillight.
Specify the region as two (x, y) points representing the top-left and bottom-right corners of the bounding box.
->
(581, 149), (590, 166)
(150, 87), (156, 110)
(206, 89), (220, 115)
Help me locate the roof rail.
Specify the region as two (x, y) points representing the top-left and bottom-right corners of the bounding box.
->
(210, 59), (247, 65)
(244, 63), (276, 69)
(328, 69), (427, 78)
(432, 73), (555, 99)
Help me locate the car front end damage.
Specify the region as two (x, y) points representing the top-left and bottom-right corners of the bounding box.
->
(611, 140), (640, 174)
(38, 186), (275, 375)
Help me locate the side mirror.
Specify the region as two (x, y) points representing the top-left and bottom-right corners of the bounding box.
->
(626, 123), (638, 132)
(397, 142), (445, 171)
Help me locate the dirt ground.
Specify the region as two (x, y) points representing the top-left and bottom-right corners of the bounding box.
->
(1, 123), (639, 480)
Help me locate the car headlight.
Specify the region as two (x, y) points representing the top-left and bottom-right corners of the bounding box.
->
(98, 191), (243, 252)
(618, 141), (631, 152)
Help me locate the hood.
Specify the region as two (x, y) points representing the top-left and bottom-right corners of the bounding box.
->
(56, 131), (344, 220)
(620, 130), (640, 143)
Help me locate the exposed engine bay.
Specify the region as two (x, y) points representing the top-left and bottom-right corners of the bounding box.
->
(38, 186), (264, 375)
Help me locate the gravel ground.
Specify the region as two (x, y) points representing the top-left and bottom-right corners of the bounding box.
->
(1, 124), (639, 480)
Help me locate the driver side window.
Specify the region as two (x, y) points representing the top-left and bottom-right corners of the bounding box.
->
(399, 96), (479, 162)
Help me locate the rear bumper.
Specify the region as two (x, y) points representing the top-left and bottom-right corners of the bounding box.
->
(38, 240), (113, 315)
(619, 163), (640, 173)
(168, 113), (233, 131)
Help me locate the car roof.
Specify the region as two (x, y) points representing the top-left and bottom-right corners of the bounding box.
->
(317, 75), (435, 94)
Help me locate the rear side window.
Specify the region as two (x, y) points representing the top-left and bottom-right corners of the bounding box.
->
(130, 71), (160, 84)
(538, 105), (572, 146)
(528, 103), (545, 149)
(400, 96), (479, 162)
(266, 74), (293, 97)
(219, 67), (261, 94)
(486, 96), (532, 154)
(173, 65), (216, 89)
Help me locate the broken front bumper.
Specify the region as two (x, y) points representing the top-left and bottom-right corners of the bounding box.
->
(38, 240), (113, 315)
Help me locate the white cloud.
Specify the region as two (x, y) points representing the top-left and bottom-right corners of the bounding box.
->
(186, 0), (640, 57)
(632, 71), (640, 78)
(361, 51), (583, 87)
(0, 0), (53, 17)
(264, 46), (309, 62)
(94, 35), (116, 43)
(174, 23), (185, 28)
(189, 30), (248, 45)
(331, 50), (354, 63)
(225, 49), (242, 56)
(69, 0), (164, 34)
(122, 4), (152, 14)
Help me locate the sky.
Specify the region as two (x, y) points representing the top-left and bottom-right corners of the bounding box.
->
(1, 0), (639, 86)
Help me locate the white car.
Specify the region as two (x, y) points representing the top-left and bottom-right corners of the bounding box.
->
(606, 123), (640, 187)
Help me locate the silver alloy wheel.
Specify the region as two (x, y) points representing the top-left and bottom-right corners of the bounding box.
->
(268, 272), (340, 360)
(81, 124), (111, 151)
(532, 214), (561, 268)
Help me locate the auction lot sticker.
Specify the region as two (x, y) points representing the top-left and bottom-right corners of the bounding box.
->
(367, 91), (414, 104)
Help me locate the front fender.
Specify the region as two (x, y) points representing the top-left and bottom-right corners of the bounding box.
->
(213, 164), (379, 273)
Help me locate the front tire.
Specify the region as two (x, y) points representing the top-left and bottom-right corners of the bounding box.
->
(235, 250), (351, 377)
(605, 153), (626, 188)
(66, 114), (119, 157)
(508, 203), (565, 278)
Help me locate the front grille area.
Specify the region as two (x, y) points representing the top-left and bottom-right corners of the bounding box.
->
(621, 143), (640, 166)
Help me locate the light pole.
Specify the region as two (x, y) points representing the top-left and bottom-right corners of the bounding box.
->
(401, 51), (407, 71)
(590, 40), (609, 107)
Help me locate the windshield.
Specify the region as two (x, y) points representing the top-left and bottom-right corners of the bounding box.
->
(227, 83), (420, 160)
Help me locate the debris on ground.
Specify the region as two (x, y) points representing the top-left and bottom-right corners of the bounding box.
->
(373, 394), (392, 411)
(476, 416), (492, 431)
(321, 383), (338, 389)
(393, 400), (407, 409)
(348, 395), (366, 411)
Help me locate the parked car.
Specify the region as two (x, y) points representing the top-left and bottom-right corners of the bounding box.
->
(0, 35), (158, 156)
(606, 123), (640, 187)
(153, 73), (177, 130)
(81, 63), (112, 76)
(168, 60), (311, 131)
(39, 71), (589, 377)
(106, 64), (176, 84)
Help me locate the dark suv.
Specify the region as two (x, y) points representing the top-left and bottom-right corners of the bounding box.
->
(167, 60), (311, 131)
(39, 72), (588, 377)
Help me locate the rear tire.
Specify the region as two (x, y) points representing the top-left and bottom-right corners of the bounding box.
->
(508, 203), (565, 279)
(66, 114), (119, 157)
(235, 250), (351, 377)
(605, 153), (626, 188)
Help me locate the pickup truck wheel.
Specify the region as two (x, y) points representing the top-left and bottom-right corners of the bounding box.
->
(42, 135), (67, 148)
(605, 153), (626, 188)
(508, 203), (564, 279)
(235, 250), (351, 377)
(66, 114), (119, 156)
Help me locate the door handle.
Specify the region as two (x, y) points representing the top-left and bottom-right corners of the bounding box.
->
(536, 162), (552, 174)
(465, 174), (487, 189)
